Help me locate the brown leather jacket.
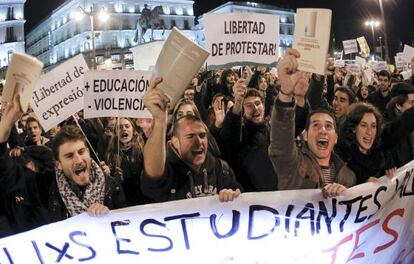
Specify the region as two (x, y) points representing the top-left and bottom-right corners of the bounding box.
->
(268, 99), (356, 190)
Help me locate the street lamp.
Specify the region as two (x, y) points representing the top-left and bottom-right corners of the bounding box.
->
(75, 6), (109, 69)
(377, 0), (390, 63)
(365, 20), (380, 61)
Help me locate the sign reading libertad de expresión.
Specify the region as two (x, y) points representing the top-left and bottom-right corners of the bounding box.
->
(83, 70), (151, 119)
(1, 160), (414, 263)
(30, 54), (88, 132)
(204, 13), (279, 69)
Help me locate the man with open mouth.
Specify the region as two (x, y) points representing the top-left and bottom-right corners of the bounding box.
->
(141, 77), (242, 202)
(269, 49), (356, 198)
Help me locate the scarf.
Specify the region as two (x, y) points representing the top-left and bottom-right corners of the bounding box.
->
(56, 159), (106, 216)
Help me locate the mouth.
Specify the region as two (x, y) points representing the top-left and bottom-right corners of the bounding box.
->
(121, 132), (129, 139)
(191, 149), (205, 156)
(74, 164), (87, 177)
(252, 112), (262, 120)
(317, 138), (329, 149)
(362, 137), (372, 145)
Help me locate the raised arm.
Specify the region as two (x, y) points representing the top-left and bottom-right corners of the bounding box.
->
(142, 77), (170, 180)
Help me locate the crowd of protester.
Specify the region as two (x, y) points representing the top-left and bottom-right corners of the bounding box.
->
(0, 49), (413, 238)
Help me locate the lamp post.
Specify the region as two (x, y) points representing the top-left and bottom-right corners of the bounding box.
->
(378, 0), (390, 63)
(365, 20), (380, 61)
(378, 36), (383, 59)
(75, 6), (109, 69)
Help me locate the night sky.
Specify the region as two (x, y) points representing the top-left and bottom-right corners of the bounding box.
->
(25, 0), (414, 58)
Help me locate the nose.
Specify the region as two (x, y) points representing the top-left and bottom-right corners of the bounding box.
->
(73, 152), (82, 163)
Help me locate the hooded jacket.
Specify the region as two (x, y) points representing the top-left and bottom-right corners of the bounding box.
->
(218, 111), (278, 192)
(141, 143), (242, 202)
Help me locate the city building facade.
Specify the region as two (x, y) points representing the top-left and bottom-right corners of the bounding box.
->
(26, 0), (196, 70)
(26, 1), (295, 71)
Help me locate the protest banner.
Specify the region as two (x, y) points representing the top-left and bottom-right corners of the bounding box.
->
(83, 70), (152, 119)
(153, 27), (209, 107)
(402, 44), (414, 63)
(342, 39), (358, 55)
(2, 53), (43, 113)
(357, 37), (370, 58)
(129, 41), (165, 70)
(204, 13), (279, 69)
(30, 54), (88, 132)
(1, 160), (414, 263)
(293, 9), (332, 75)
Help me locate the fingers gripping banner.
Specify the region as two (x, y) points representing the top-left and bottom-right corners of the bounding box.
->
(1, 161), (414, 263)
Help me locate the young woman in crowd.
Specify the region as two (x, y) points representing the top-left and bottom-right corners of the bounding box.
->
(105, 118), (152, 206)
(335, 103), (386, 184)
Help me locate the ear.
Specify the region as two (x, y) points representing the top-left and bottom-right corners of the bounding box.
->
(55, 160), (62, 171)
(303, 130), (308, 142)
(171, 136), (180, 152)
(395, 103), (402, 112)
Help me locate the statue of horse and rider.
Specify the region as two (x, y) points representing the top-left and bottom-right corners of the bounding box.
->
(134, 4), (165, 44)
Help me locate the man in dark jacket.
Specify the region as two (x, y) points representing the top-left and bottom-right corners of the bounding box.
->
(218, 83), (278, 192)
(141, 77), (242, 202)
(382, 82), (414, 169)
(367, 70), (392, 114)
(0, 92), (126, 237)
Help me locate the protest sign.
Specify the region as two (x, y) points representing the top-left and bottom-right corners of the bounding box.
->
(402, 44), (414, 63)
(130, 41), (165, 70)
(333, 60), (345, 68)
(342, 39), (358, 55)
(401, 70), (412, 81)
(373, 61), (388, 72)
(2, 53), (43, 113)
(30, 54), (88, 132)
(2, 160), (414, 263)
(395, 55), (408, 71)
(204, 13), (279, 69)
(363, 68), (373, 84)
(83, 70), (151, 119)
(357, 37), (370, 58)
(293, 9), (332, 75)
(153, 27), (209, 107)
(355, 56), (366, 67)
(347, 64), (361, 73)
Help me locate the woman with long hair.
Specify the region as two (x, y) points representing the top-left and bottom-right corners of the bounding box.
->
(105, 118), (152, 205)
(335, 103), (386, 184)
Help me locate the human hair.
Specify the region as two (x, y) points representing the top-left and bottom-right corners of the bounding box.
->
(378, 70), (391, 80)
(305, 109), (337, 133)
(172, 115), (207, 137)
(170, 98), (201, 125)
(25, 116), (42, 130)
(52, 125), (86, 160)
(220, 69), (237, 85)
(245, 88), (264, 102)
(340, 103), (382, 151)
(335, 86), (356, 104)
(105, 118), (144, 165)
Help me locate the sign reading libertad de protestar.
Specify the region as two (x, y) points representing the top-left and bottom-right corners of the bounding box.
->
(205, 13), (279, 69)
